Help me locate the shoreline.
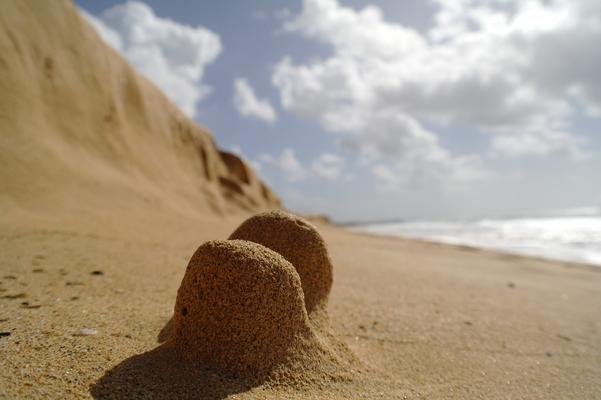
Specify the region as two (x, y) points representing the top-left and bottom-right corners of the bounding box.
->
(349, 228), (601, 272)
(350, 215), (601, 269)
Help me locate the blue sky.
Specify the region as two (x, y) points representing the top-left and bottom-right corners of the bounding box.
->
(76, 0), (601, 222)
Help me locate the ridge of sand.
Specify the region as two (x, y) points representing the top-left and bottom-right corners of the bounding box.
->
(0, 0), (279, 219)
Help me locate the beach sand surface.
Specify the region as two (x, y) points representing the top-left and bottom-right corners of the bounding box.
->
(1, 207), (600, 399)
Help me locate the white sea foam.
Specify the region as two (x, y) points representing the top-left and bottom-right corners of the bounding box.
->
(354, 207), (601, 266)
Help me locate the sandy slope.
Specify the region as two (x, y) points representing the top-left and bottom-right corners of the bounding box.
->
(0, 0), (279, 218)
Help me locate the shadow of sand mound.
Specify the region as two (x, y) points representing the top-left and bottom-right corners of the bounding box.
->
(95, 213), (361, 398)
(91, 338), (355, 400)
(157, 315), (174, 343)
(90, 344), (250, 400)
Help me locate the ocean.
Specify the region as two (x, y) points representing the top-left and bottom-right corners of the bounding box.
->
(354, 207), (601, 267)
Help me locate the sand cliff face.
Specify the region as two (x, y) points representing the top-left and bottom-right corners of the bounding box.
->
(0, 0), (280, 218)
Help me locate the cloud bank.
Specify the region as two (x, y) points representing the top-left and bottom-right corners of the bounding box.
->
(233, 78), (277, 123)
(80, 1), (221, 118)
(258, 149), (307, 182)
(311, 153), (345, 180)
(273, 0), (599, 188)
(256, 150), (350, 183)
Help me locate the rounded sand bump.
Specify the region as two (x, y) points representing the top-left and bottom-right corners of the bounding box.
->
(170, 239), (310, 380)
(229, 210), (333, 312)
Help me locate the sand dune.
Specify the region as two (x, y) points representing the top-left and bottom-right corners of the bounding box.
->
(1, 1), (601, 399)
(0, 0), (279, 219)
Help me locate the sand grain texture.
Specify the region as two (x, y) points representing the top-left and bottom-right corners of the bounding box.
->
(170, 239), (315, 381)
(229, 211), (333, 313)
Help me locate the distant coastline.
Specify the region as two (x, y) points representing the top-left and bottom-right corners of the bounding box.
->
(352, 206), (601, 267)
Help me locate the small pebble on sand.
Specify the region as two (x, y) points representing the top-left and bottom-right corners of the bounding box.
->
(20, 302), (41, 309)
(75, 328), (97, 336)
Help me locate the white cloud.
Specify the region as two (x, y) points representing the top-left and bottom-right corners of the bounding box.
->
(491, 131), (587, 159)
(280, 188), (329, 214)
(258, 148), (306, 181)
(371, 165), (399, 190)
(233, 78), (277, 124)
(311, 153), (345, 180)
(79, 1), (221, 117)
(79, 9), (123, 51)
(273, 0), (598, 187)
(371, 148), (489, 191)
(256, 150), (351, 182)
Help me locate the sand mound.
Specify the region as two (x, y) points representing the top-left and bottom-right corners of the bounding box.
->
(169, 240), (312, 380)
(157, 211), (337, 343)
(0, 0), (279, 218)
(148, 227), (359, 388)
(229, 211), (333, 312)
